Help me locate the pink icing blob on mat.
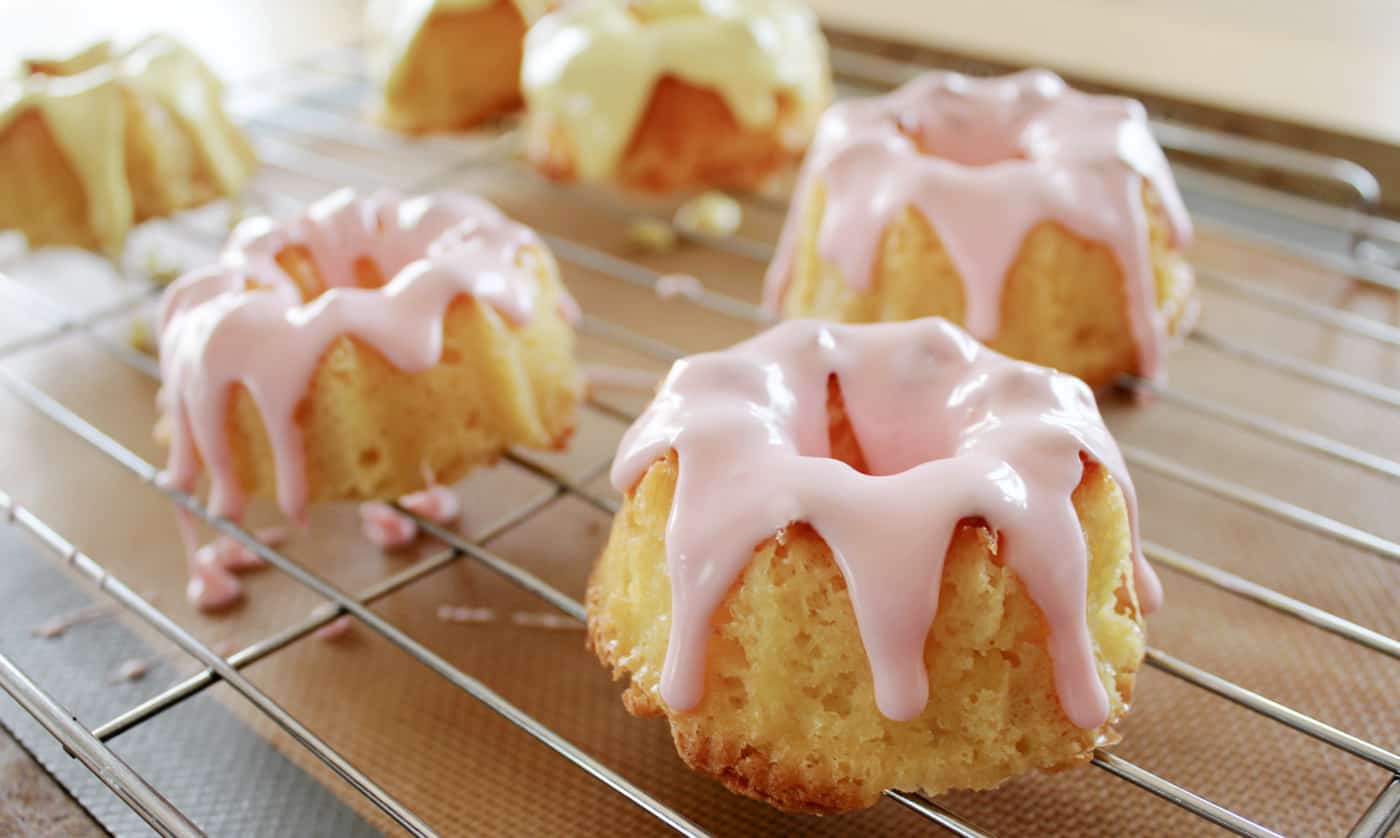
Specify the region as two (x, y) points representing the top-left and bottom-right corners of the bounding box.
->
(763, 70), (1192, 381)
(611, 318), (1161, 728)
(157, 189), (577, 524)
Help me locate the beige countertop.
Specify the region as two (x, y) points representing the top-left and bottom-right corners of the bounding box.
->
(3, 1), (1397, 146)
(810, 0), (1400, 146)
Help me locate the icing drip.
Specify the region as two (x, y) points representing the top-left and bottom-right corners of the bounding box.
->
(654, 273), (704, 300)
(32, 601), (120, 639)
(314, 615), (356, 642)
(437, 605), (498, 624)
(361, 485), (461, 549)
(1, 36), (255, 255)
(522, 0), (830, 179)
(612, 318), (1161, 727)
(764, 70), (1193, 381)
(400, 484), (461, 523)
(157, 189), (576, 524)
(361, 502), (419, 549)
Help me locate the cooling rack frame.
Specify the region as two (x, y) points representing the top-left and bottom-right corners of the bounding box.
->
(1, 36), (1398, 838)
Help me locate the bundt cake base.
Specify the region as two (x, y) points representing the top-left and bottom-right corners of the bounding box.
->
(588, 439), (1145, 813)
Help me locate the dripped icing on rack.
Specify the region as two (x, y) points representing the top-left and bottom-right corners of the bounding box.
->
(764, 70), (1193, 381)
(158, 189), (577, 523)
(1, 36), (256, 256)
(521, 0), (830, 180)
(612, 318), (1161, 727)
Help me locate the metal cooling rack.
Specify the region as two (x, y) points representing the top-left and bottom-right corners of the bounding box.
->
(1, 36), (1398, 838)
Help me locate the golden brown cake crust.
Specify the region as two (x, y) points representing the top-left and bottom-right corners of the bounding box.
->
(587, 443), (1145, 813)
(527, 76), (805, 193)
(0, 112), (97, 251)
(373, 1), (528, 134)
(776, 180), (1196, 388)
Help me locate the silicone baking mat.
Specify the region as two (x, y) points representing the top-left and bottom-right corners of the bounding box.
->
(0, 34), (1396, 838)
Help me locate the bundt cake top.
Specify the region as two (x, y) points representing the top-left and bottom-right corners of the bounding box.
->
(521, 0), (830, 179)
(1, 36), (254, 255)
(763, 70), (1193, 380)
(611, 317), (1161, 727)
(158, 189), (577, 521)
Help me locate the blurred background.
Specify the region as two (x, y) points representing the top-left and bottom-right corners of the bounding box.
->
(3, 0), (1396, 212)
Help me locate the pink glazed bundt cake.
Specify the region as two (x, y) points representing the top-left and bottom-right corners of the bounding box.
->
(587, 317), (1159, 811)
(765, 70), (1197, 387)
(157, 189), (579, 607)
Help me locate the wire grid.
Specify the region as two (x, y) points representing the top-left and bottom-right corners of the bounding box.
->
(0, 37), (1396, 838)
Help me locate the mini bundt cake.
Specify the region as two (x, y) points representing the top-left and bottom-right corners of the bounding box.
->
(587, 318), (1159, 812)
(0, 36), (257, 256)
(522, 0), (831, 192)
(158, 189), (580, 599)
(765, 70), (1196, 386)
(367, 0), (551, 133)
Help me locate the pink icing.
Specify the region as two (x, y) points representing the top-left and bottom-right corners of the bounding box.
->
(654, 273), (704, 300)
(204, 535), (267, 572)
(399, 485), (460, 523)
(360, 501), (418, 550)
(611, 318), (1161, 727)
(763, 70), (1193, 381)
(360, 485), (459, 549)
(157, 189), (577, 524)
(175, 506), (242, 612)
(186, 553), (243, 612)
(254, 525), (289, 548)
(314, 615), (356, 642)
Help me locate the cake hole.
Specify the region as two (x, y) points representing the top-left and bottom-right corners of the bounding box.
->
(275, 246), (325, 301)
(272, 249), (393, 303)
(895, 87), (1031, 168)
(1000, 649), (1022, 668)
(825, 375), (871, 473)
(824, 374), (954, 475)
(441, 347), (463, 365)
(358, 448), (382, 467)
(353, 256), (387, 289)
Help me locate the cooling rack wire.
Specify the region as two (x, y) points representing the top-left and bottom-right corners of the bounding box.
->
(0, 38), (1397, 838)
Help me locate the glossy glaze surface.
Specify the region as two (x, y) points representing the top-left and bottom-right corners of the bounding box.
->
(612, 318), (1160, 726)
